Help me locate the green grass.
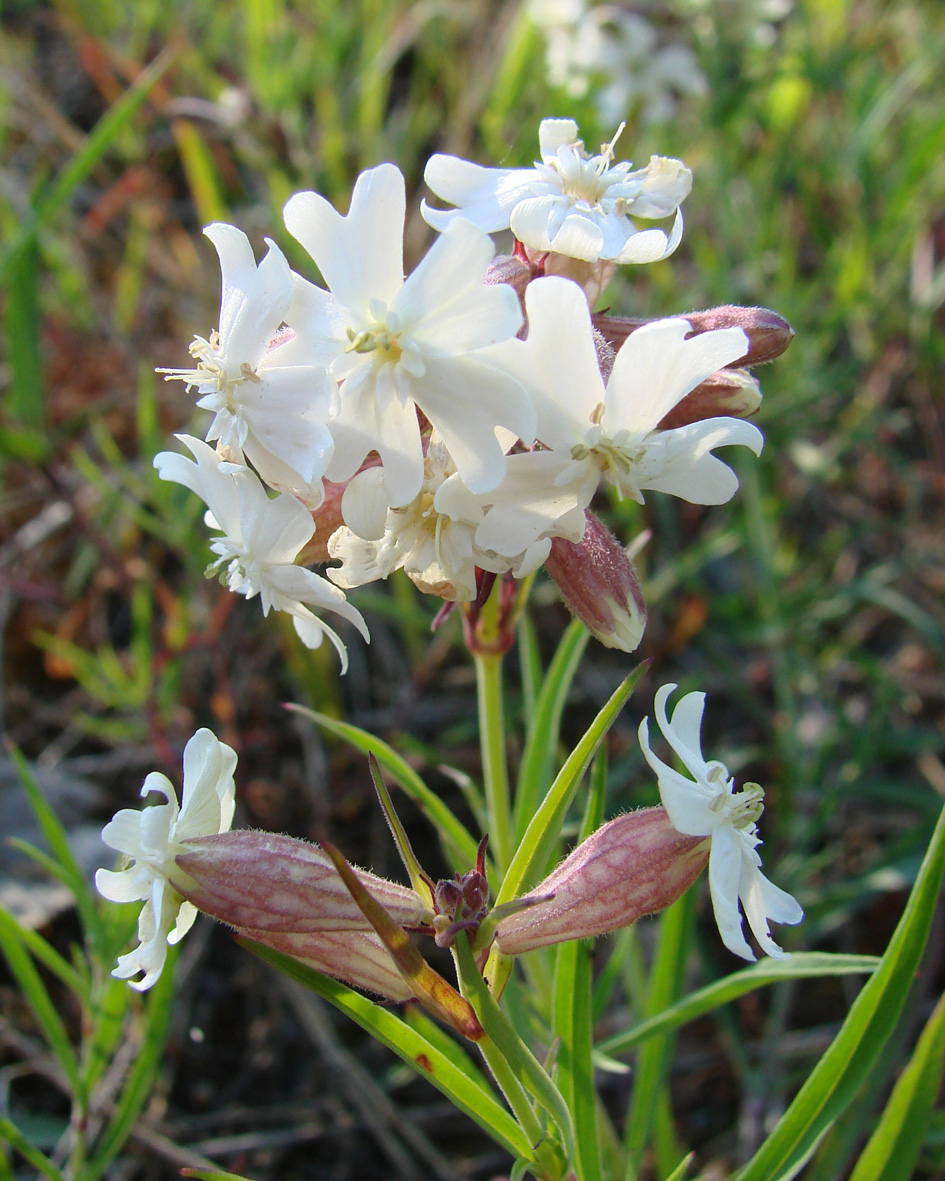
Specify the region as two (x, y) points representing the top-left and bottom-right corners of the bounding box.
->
(1, 0), (943, 1176)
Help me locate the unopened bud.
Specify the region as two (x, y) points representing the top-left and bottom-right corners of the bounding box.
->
(482, 252), (535, 299)
(594, 305), (794, 368)
(297, 456), (384, 565)
(541, 251), (616, 307)
(240, 927), (415, 1002)
(494, 808), (708, 955)
(544, 511), (646, 652)
(175, 830), (425, 933)
(658, 367), (762, 430)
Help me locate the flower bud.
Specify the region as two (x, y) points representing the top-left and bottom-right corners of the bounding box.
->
(238, 927), (415, 1002)
(657, 368), (762, 430)
(594, 305), (794, 368)
(541, 252), (616, 307)
(544, 511), (646, 652)
(494, 808), (708, 955)
(174, 830), (425, 933)
(297, 455), (384, 565)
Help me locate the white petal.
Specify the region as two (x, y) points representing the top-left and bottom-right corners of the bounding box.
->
(203, 225), (292, 359)
(244, 484), (316, 566)
(95, 866), (150, 903)
(413, 355), (534, 494)
(155, 436), (244, 541)
(167, 900), (198, 945)
(326, 368), (424, 506)
(546, 208), (608, 263)
(341, 468), (390, 541)
(238, 365), (335, 488)
(538, 118), (580, 159)
(606, 319), (748, 436)
(708, 825), (755, 960)
(639, 717), (717, 835)
(485, 277), (605, 451)
(509, 195), (572, 254)
(178, 729), (237, 840)
(739, 855), (797, 958)
(421, 158), (540, 233)
(636, 418), (764, 505)
(268, 564), (371, 643)
(284, 165), (405, 315)
(398, 219), (522, 353)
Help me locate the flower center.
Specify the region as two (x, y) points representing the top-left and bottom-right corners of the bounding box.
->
(552, 123), (627, 207)
(345, 323), (403, 363)
(572, 411), (647, 501)
(709, 779), (766, 830)
(158, 330), (261, 408)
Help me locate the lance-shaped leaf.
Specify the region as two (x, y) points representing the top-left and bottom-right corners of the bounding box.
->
(368, 755), (436, 910)
(322, 843), (484, 1042)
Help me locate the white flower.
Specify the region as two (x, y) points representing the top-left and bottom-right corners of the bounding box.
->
(327, 435), (588, 599)
(639, 684), (803, 960)
(95, 729), (237, 989)
(157, 224), (335, 507)
(489, 276), (764, 505)
(283, 164), (533, 507)
(154, 435), (369, 669)
(422, 118), (691, 265)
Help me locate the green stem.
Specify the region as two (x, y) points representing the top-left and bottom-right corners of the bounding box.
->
(474, 591), (514, 873)
(455, 937), (575, 1178)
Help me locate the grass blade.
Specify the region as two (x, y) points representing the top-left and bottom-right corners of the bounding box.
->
(287, 705), (480, 868)
(239, 938), (533, 1162)
(847, 989), (945, 1181)
(497, 664), (647, 907)
(513, 619), (589, 844)
(598, 954), (881, 1056)
(736, 801), (945, 1181)
(0, 910), (82, 1099)
(6, 747), (102, 946)
(85, 959), (177, 1175)
(0, 46), (177, 283)
(0, 1119), (64, 1180)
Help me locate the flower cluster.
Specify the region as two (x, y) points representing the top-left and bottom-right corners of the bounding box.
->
(159, 117), (785, 668)
(96, 684), (802, 998)
(526, 0), (708, 127)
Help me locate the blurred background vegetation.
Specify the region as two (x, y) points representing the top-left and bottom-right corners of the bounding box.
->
(0, 0), (943, 1177)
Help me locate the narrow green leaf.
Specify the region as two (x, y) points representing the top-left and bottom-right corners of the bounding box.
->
(736, 801), (945, 1181)
(181, 1171), (257, 1181)
(554, 937), (602, 1181)
(287, 705), (480, 868)
(623, 892), (694, 1176)
(0, 904), (86, 1001)
(4, 231), (43, 428)
(847, 989), (945, 1181)
(6, 746), (102, 945)
(516, 610), (542, 732)
(239, 938), (533, 1162)
(497, 664), (646, 907)
(0, 1119), (63, 1180)
(513, 619), (589, 844)
(663, 1151), (695, 1181)
(0, 910), (82, 1100)
(598, 954), (881, 1056)
(86, 961), (177, 1175)
(403, 1006), (499, 1097)
(455, 933), (576, 1165)
(0, 46), (177, 283)
(171, 119), (228, 223)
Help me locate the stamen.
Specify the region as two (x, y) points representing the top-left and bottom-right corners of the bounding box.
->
(599, 122), (626, 173)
